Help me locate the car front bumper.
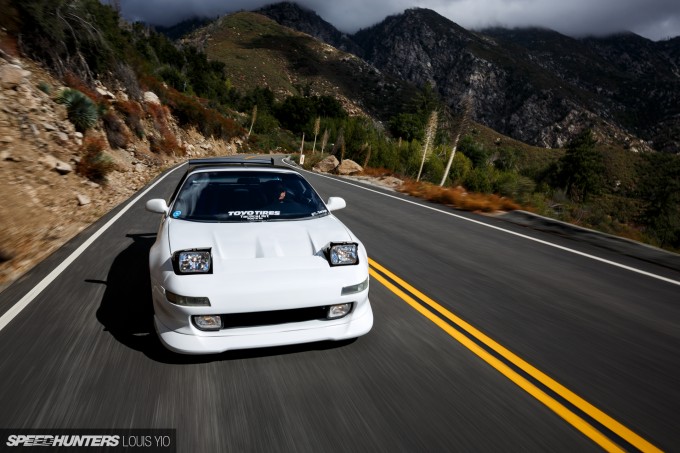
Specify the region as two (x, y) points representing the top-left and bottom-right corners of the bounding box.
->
(154, 298), (373, 354)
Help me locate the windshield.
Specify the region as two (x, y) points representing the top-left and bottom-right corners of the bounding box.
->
(170, 170), (329, 222)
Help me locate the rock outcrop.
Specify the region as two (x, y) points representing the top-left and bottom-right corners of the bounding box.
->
(335, 159), (363, 175)
(312, 155), (339, 173)
(0, 54), (239, 290)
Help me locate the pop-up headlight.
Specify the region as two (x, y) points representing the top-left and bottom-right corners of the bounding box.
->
(172, 248), (212, 275)
(328, 242), (359, 266)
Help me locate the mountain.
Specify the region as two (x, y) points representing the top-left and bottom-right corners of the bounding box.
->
(258, 4), (680, 153)
(181, 11), (419, 121)
(488, 28), (680, 152)
(155, 17), (213, 41)
(256, 2), (362, 55)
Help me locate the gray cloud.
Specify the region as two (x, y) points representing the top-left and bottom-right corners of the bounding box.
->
(116, 0), (680, 40)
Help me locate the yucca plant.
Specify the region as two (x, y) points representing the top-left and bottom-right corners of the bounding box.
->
(417, 110), (439, 181)
(312, 117), (320, 154)
(320, 128), (329, 155)
(247, 105), (257, 138)
(56, 88), (99, 132)
(441, 91), (473, 186)
(37, 81), (51, 94)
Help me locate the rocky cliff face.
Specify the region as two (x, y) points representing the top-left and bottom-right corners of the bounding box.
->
(0, 50), (234, 289)
(353, 9), (659, 150)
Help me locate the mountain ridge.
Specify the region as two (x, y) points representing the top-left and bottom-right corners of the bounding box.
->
(255, 3), (680, 153)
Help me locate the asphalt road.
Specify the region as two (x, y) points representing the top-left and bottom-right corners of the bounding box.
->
(0, 159), (677, 452)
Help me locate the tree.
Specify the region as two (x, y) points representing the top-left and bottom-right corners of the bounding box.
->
(410, 82), (439, 117)
(388, 113), (425, 141)
(555, 130), (604, 203)
(15, 0), (123, 79)
(638, 153), (680, 249)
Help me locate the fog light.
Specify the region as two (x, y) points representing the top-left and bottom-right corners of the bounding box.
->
(193, 315), (222, 331)
(328, 303), (353, 319)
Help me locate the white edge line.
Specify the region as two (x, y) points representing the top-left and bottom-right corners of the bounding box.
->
(0, 164), (187, 333)
(285, 159), (680, 287)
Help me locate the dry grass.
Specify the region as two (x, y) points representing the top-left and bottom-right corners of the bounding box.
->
(101, 110), (130, 149)
(146, 102), (182, 155)
(63, 73), (106, 105)
(77, 136), (116, 183)
(0, 33), (19, 57)
(360, 167), (393, 178)
(140, 74), (243, 141)
(399, 179), (520, 213)
(114, 100), (145, 138)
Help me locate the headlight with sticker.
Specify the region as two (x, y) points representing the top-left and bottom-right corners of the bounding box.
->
(328, 242), (359, 266)
(172, 249), (212, 274)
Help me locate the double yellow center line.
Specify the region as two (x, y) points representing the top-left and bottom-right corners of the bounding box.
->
(368, 257), (661, 453)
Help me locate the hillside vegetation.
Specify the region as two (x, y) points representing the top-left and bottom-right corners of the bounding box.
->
(0, 0), (678, 257)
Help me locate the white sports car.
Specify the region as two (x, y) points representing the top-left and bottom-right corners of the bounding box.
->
(145, 157), (373, 354)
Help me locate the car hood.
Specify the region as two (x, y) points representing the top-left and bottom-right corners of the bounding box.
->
(167, 215), (354, 260)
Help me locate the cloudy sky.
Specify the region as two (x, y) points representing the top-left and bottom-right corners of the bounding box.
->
(116, 0), (680, 41)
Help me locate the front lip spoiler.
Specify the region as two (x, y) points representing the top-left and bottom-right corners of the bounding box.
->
(153, 303), (373, 355)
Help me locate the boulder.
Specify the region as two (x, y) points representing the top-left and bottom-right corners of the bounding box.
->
(39, 155), (73, 175)
(312, 155), (339, 173)
(95, 86), (116, 100)
(54, 160), (73, 175)
(76, 194), (91, 206)
(143, 91), (161, 105)
(336, 159), (363, 175)
(378, 176), (403, 188)
(0, 64), (31, 89)
(53, 132), (69, 145)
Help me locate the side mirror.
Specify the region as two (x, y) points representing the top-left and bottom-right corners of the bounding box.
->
(326, 197), (346, 212)
(146, 199), (169, 214)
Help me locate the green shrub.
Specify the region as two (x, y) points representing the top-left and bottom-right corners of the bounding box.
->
(55, 88), (99, 132)
(37, 81), (51, 94)
(459, 135), (489, 168)
(447, 153), (473, 186)
(464, 167), (495, 193)
(253, 112), (280, 134)
(495, 172), (536, 201)
(422, 154), (445, 183)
